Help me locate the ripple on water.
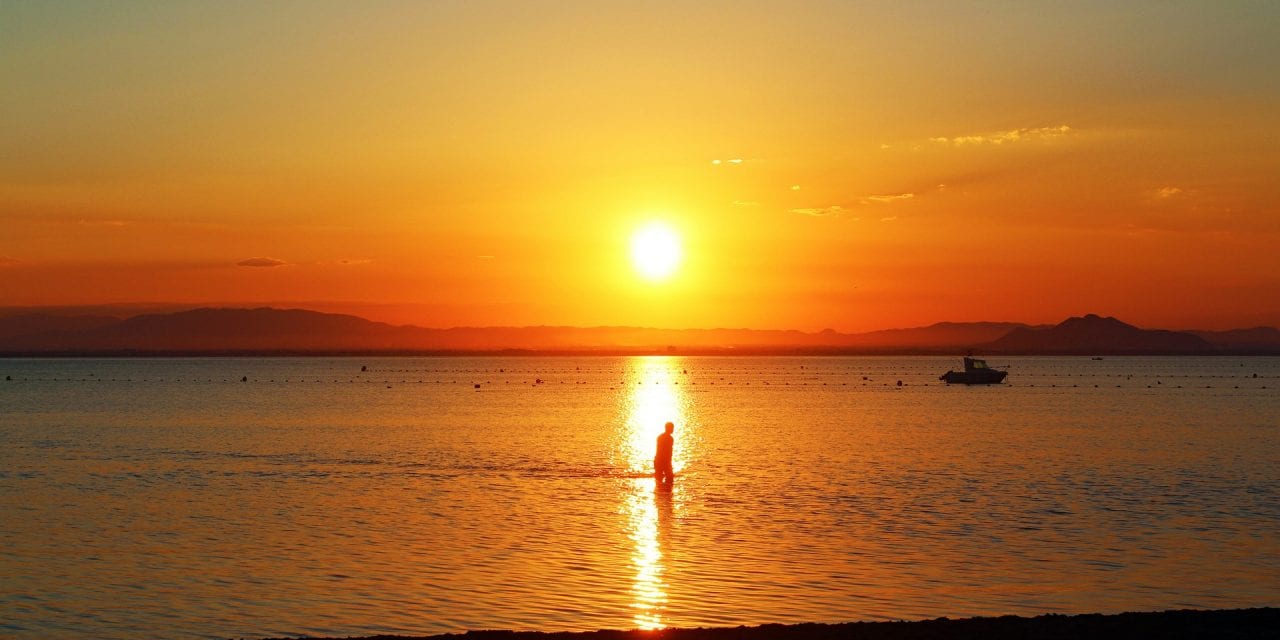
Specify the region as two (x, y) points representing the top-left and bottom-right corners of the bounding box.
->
(0, 356), (1278, 638)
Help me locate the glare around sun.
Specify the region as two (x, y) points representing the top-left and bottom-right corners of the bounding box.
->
(631, 224), (682, 281)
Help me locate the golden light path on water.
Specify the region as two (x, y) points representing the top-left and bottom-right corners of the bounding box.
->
(619, 357), (690, 630)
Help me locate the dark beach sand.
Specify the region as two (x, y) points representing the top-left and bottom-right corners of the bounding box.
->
(251, 608), (1278, 640)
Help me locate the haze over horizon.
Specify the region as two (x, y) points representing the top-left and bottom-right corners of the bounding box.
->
(3, 2), (1279, 332)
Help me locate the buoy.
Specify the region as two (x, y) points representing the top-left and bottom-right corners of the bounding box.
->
(361, 365), (367, 372)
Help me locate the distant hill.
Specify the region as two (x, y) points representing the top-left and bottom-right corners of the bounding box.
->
(0, 308), (416, 352)
(0, 307), (1274, 354)
(0, 307), (1035, 354)
(839, 321), (1037, 348)
(983, 314), (1214, 354)
(0, 313), (119, 340)
(1192, 327), (1280, 351)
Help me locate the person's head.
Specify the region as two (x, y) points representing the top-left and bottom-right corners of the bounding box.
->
(664, 421), (675, 434)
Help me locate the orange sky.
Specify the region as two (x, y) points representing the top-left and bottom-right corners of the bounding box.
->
(2, 2), (1278, 331)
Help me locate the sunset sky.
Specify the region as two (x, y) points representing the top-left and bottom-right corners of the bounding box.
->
(2, 2), (1278, 331)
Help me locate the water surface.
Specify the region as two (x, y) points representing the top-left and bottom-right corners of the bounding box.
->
(1, 356), (1277, 638)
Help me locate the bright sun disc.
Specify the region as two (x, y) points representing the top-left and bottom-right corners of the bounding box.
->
(631, 224), (682, 281)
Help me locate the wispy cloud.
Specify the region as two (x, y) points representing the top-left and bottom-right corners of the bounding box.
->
(314, 258), (373, 266)
(731, 200), (760, 207)
(78, 219), (130, 227)
(880, 216), (898, 222)
(929, 125), (1072, 146)
(861, 192), (915, 205)
(710, 158), (744, 166)
(790, 206), (845, 217)
(1154, 186), (1184, 199)
(236, 257), (289, 268)
(0, 255), (26, 268)
(791, 191), (915, 217)
(882, 125), (1074, 150)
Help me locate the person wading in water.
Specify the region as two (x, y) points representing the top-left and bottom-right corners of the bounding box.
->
(654, 421), (675, 486)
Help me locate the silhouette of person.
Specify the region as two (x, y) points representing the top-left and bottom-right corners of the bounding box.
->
(654, 421), (675, 485)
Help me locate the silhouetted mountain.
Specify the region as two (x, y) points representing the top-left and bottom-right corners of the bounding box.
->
(0, 308), (427, 352)
(840, 321), (1038, 348)
(984, 314), (1214, 354)
(0, 313), (120, 341)
(0, 308), (1032, 354)
(0, 307), (1273, 355)
(1192, 327), (1280, 351)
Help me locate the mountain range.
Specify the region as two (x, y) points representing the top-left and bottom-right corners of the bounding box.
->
(0, 308), (1277, 355)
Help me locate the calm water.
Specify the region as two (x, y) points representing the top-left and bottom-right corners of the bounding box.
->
(1, 356), (1277, 639)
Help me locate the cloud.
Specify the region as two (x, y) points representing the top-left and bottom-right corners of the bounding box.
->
(710, 158), (744, 166)
(236, 257), (289, 268)
(790, 184), (801, 191)
(0, 255), (26, 268)
(880, 216), (899, 222)
(791, 191), (916, 217)
(1146, 186), (1197, 207)
(897, 125), (1075, 149)
(861, 192), (915, 205)
(475, 255), (495, 260)
(790, 206), (845, 217)
(929, 125), (1073, 146)
(78, 219), (130, 227)
(731, 200), (760, 207)
(314, 258), (373, 266)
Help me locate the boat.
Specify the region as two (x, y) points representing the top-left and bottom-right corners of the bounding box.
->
(940, 356), (1008, 385)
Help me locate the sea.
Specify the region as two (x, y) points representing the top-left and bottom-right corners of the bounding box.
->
(1, 356), (1277, 639)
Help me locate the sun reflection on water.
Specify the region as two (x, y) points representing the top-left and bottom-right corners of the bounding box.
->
(626, 486), (672, 629)
(619, 356), (690, 630)
(621, 357), (689, 474)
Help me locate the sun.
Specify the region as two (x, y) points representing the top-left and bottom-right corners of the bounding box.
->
(631, 223), (682, 281)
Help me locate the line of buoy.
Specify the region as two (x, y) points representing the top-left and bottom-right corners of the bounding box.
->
(5, 373), (1277, 392)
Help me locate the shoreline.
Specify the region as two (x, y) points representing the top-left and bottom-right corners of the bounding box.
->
(249, 608), (1279, 640)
